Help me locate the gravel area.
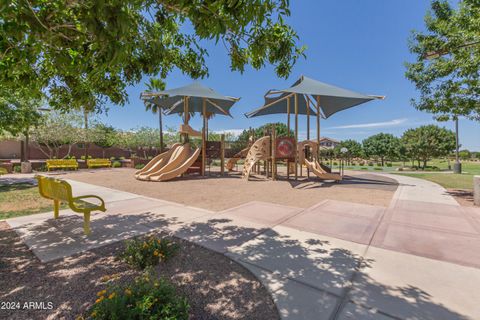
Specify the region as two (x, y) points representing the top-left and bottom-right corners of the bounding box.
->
(0, 222), (279, 320)
(56, 168), (397, 210)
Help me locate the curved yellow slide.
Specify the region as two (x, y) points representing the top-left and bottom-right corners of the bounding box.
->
(304, 158), (342, 181)
(135, 143), (182, 180)
(150, 145), (201, 182)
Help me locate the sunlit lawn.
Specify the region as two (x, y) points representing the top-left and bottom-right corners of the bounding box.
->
(0, 183), (66, 220)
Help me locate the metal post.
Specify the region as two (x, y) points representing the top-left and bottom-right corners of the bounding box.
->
(202, 99), (206, 176)
(454, 117), (462, 174)
(306, 97), (310, 178)
(221, 134), (225, 176)
(294, 94), (298, 180)
(316, 96), (320, 159)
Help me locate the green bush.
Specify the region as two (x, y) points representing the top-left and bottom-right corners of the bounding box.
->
(119, 156), (125, 160)
(135, 164), (145, 170)
(376, 163), (382, 167)
(88, 274), (189, 320)
(110, 157), (115, 161)
(333, 162), (338, 166)
(386, 163), (393, 167)
(424, 166), (440, 172)
(368, 162), (374, 166)
(14, 165), (21, 173)
(112, 161), (122, 168)
(35, 165), (47, 172)
(119, 236), (178, 270)
(374, 167), (383, 171)
(360, 167), (368, 170)
(81, 155), (92, 160)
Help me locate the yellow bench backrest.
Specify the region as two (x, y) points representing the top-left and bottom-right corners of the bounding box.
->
(87, 159), (111, 164)
(36, 176), (73, 202)
(46, 159), (78, 165)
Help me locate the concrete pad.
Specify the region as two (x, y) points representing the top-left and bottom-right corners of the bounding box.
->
(100, 197), (170, 216)
(372, 221), (480, 268)
(228, 225), (367, 296)
(336, 302), (396, 320)
(394, 199), (464, 216)
(282, 200), (385, 244)
(174, 215), (270, 254)
(238, 262), (339, 320)
(65, 179), (140, 202)
(349, 246), (480, 320)
(10, 212), (165, 262)
(390, 208), (478, 234)
(217, 201), (303, 226)
(147, 204), (214, 231)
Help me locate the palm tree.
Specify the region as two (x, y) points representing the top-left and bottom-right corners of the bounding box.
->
(144, 78), (166, 153)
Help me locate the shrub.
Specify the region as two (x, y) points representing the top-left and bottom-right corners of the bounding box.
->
(368, 162), (374, 166)
(119, 236), (178, 270)
(88, 275), (189, 320)
(80, 155), (92, 160)
(135, 164), (145, 170)
(386, 163), (393, 167)
(36, 165), (47, 172)
(374, 167), (383, 171)
(351, 162), (356, 166)
(346, 167), (354, 170)
(424, 166), (440, 172)
(110, 157), (115, 161)
(333, 162), (338, 166)
(14, 165), (21, 173)
(360, 167), (368, 170)
(112, 161), (122, 168)
(376, 163), (382, 167)
(119, 156), (125, 160)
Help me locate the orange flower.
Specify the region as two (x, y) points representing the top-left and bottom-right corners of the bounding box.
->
(108, 292), (116, 299)
(153, 250), (159, 256)
(97, 290), (107, 297)
(124, 288), (132, 296)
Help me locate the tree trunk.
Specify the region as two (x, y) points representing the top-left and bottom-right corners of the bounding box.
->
(84, 109), (89, 159)
(423, 159), (427, 169)
(381, 157), (384, 166)
(24, 132), (30, 161)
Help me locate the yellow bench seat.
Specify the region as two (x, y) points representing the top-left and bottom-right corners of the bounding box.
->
(87, 159), (112, 168)
(46, 159), (79, 171)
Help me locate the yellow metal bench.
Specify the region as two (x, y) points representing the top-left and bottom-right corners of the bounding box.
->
(87, 158), (112, 168)
(46, 159), (79, 171)
(35, 176), (106, 235)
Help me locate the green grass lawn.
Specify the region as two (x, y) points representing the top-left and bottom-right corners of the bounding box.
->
(0, 183), (67, 220)
(393, 172), (476, 190)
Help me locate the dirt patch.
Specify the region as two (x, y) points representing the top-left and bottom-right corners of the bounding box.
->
(56, 168), (396, 210)
(0, 222), (278, 320)
(447, 189), (475, 207)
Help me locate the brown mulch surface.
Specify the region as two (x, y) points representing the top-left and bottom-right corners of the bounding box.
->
(56, 168), (396, 210)
(0, 222), (279, 320)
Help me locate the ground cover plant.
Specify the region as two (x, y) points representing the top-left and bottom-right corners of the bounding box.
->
(87, 274), (189, 320)
(119, 236), (179, 270)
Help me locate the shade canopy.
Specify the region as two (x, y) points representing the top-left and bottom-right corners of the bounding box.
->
(141, 81), (239, 117)
(246, 75), (384, 119)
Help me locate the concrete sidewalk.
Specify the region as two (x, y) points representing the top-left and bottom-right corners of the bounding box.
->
(5, 174), (480, 320)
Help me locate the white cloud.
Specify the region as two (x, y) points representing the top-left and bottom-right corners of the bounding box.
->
(327, 118), (408, 129)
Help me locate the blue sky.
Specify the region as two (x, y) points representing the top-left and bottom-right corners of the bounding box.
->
(99, 0), (479, 150)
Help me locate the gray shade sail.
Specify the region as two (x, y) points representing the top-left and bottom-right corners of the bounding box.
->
(141, 81), (239, 117)
(246, 75), (384, 119)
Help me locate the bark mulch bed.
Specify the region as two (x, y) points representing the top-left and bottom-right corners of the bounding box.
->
(0, 221), (279, 320)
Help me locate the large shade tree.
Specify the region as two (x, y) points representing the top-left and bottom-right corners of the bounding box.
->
(405, 0), (480, 121)
(401, 125), (456, 169)
(1, 1), (305, 113)
(362, 133), (401, 166)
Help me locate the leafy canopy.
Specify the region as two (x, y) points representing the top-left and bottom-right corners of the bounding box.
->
(1, 0), (305, 112)
(405, 0), (480, 121)
(362, 133), (401, 164)
(401, 125), (456, 167)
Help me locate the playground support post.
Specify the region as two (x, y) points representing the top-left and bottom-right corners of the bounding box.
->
(316, 96), (321, 160)
(272, 124), (277, 180)
(294, 93), (298, 180)
(306, 96), (310, 179)
(221, 134), (225, 176)
(202, 99), (206, 176)
(287, 96), (291, 179)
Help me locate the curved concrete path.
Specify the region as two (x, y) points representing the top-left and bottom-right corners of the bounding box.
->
(5, 173), (480, 320)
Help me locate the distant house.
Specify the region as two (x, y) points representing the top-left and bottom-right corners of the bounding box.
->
(319, 137), (340, 149)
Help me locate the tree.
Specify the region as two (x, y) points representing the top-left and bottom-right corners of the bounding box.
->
(405, 0), (480, 121)
(1, 1), (305, 113)
(90, 123), (118, 158)
(143, 78), (166, 152)
(401, 125), (456, 168)
(0, 90), (43, 161)
(234, 123), (294, 153)
(362, 133), (401, 166)
(458, 149), (471, 160)
(334, 139), (363, 164)
(30, 111), (83, 159)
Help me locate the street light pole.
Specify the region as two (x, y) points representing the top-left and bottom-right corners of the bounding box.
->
(453, 116), (462, 174)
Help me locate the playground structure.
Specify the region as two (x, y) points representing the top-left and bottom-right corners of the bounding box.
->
(137, 77), (383, 182)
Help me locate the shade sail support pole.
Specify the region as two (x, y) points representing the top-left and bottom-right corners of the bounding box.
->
(306, 95), (310, 179)
(316, 96), (320, 160)
(294, 93), (298, 181)
(202, 99), (206, 176)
